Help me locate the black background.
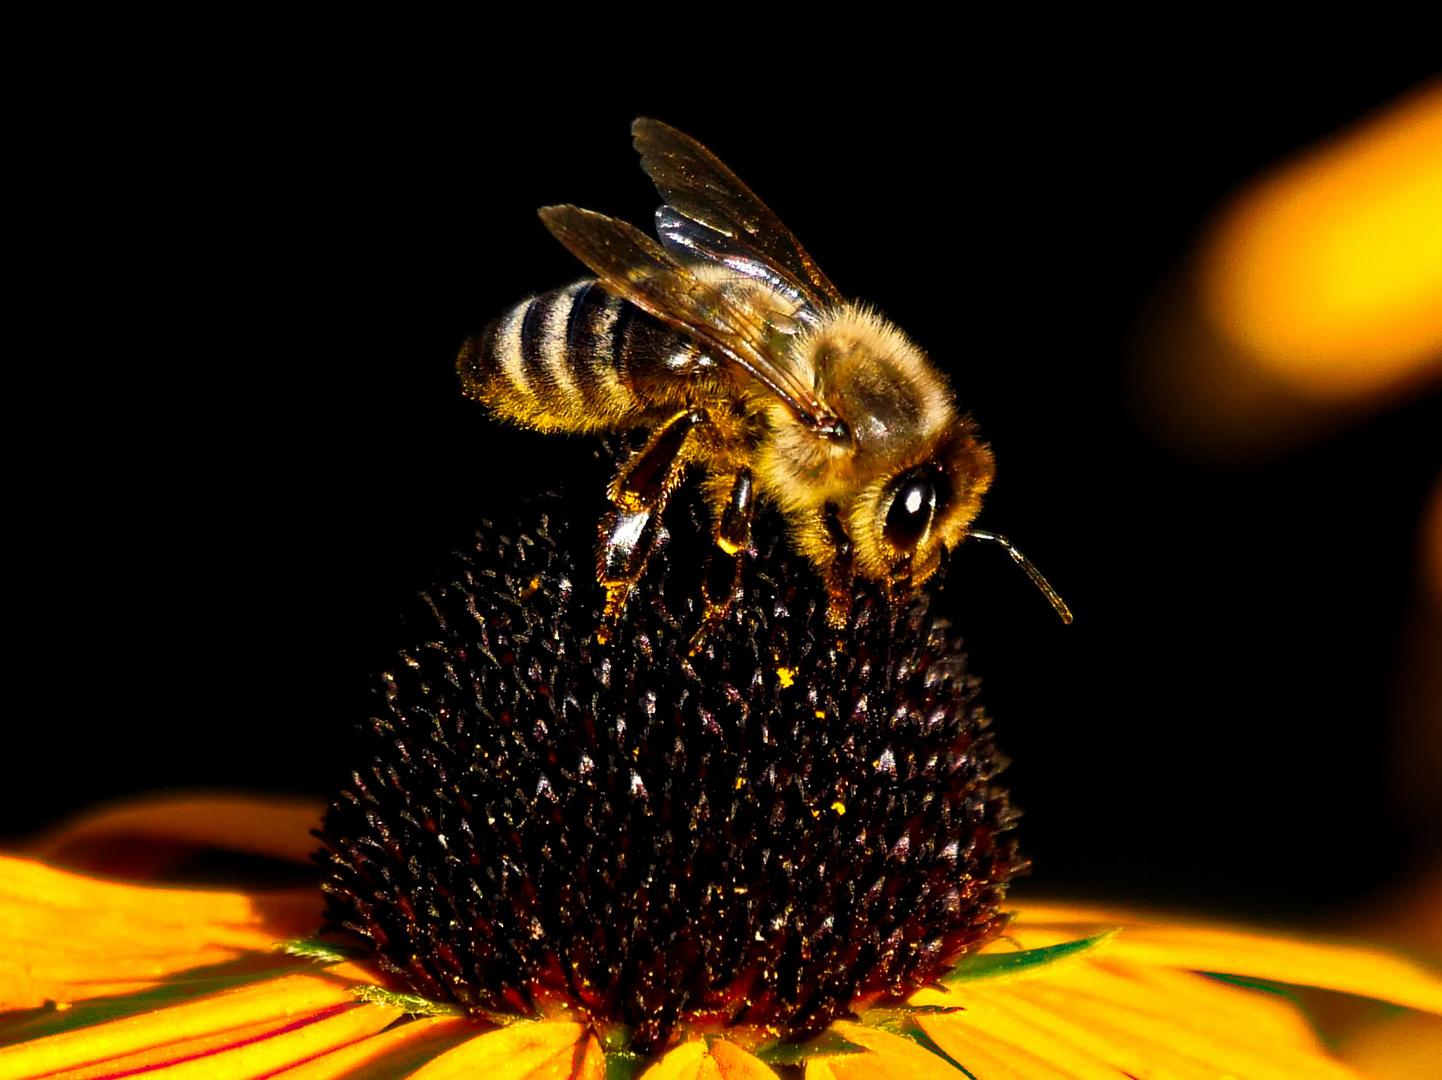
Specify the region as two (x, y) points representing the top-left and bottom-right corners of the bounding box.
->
(10, 24), (1440, 927)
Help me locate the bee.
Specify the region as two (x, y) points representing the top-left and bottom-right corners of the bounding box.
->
(458, 119), (1070, 643)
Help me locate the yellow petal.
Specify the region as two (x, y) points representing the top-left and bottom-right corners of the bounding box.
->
(804, 1061), (838, 1080)
(404, 1020), (591, 1080)
(816, 1021), (961, 1080)
(1200, 79), (1442, 399)
(1111, 927), (1442, 1015)
(0, 855), (287, 929)
(637, 1039), (781, 1080)
(639, 1040), (714, 1080)
(0, 971), (360, 1079)
(961, 962), (1364, 1080)
(0, 855), (319, 1010)
(918, 997), (1122, 1079)
(709, 1039), (781, 1080)
(1100, 959), (1323, 1050)
(1010, 904), (1442, 1014)
(914, 1017), (1080, 1080)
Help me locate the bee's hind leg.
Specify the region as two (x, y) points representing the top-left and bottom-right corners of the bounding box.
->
(596, 408), (708, 643)
(688, 468), (755, 653)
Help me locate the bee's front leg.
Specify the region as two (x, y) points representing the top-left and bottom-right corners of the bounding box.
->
(689, 468), (756, 653)
(820, 501), (856, 628)
(597, 408), (708, 642)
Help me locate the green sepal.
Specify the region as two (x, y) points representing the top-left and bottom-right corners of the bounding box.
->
(599, 1024), (643, 1080)
(900, 1024), (971, 1074)
(281, 938), (369, 962)
(1205, 972), (1296, 999)
(603, 1047), (644, 1080)
(755, 1027), (867, 1065)
(864, 1004), (963, 1034)
(942, 929), (1117, 985)
(351, 984), (467, 1017)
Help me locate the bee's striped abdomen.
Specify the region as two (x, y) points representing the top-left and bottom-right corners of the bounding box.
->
(460, 280), (679, 432)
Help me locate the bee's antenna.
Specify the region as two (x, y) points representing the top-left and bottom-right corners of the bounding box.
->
(968, 529), (1073, 624)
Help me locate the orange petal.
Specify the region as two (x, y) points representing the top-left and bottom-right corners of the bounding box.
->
(267, 1015), (480, 1079)
(26, 792), (324, 870)
(116, 1001), (400, 1079)
(0, 855), (320, 1009)
(0, 971), (360, 1078)
(1338, 1008), (1442, 1080)
(638, 1040), (714, 1080)
(573, 1031), (607, 1080)
(404, 1020), (591, 1080)
(30, 1014), (331, 1080)
(709, 1039), (781, 1080)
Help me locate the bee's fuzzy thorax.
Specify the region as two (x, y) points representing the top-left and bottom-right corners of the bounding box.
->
(804, 303), (957, 448)
(753, 304), (958, 506)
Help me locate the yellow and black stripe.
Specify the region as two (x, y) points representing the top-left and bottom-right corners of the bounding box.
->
(459, 280), (709, 432)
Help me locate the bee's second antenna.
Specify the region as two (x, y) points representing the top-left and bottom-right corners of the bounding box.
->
(968, 529), (1074, 624)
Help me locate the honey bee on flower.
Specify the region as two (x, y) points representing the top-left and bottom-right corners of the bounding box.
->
(459, 119), (1070, 644)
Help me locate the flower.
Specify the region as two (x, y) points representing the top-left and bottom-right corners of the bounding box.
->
(6, 479), (1440, 1079)
(315, 488), (1025, 1059)
(3, 808), (1441, 1079)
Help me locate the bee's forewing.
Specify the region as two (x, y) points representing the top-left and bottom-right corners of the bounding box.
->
(539, 205), (844, 433)
(633, 118), (844, 310)
(653, 209), (822, 331)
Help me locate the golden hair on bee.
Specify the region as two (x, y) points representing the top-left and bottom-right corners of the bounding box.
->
(457, 119), (1070, 643)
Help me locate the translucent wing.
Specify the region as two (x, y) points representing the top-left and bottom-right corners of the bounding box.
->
(633, 118), (845, 310)
(540, 205), (847, 438)
(653, 208), (822, 330)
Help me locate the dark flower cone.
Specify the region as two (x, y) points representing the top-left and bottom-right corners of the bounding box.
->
(319, 457), (1025, 1055)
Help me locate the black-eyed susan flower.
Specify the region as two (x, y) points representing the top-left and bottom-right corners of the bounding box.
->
(5, 837), (1441, 1079)
(4, 486), (1441, 1079)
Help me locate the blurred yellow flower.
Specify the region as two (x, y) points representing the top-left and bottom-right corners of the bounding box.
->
(1201, 78), (1442, 402)
(1138, 77), (1442, 457)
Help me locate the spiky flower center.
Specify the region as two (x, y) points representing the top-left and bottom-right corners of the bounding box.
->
(319, 471), (1023, 1056)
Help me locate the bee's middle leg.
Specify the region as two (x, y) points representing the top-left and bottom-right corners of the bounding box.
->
(597, 408), (708, 641)
(689, 467), (756, 653)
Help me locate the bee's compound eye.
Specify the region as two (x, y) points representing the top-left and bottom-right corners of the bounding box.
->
(884, 474), (938, 553)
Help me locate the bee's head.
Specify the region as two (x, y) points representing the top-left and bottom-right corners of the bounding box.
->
(852, 427), (996, 589)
